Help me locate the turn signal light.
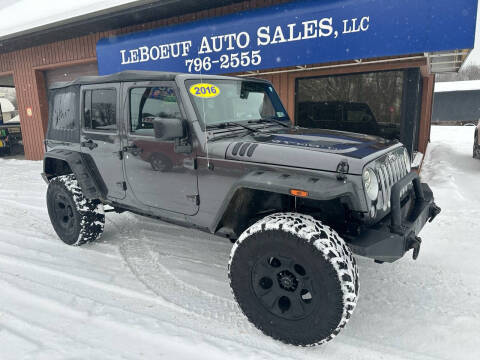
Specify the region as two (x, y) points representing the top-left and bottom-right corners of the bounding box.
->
(289, 189), (308, 197)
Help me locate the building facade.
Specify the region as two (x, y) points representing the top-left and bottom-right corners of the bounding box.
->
(433, 80), (480, 124)
(0, 0), (477, 160)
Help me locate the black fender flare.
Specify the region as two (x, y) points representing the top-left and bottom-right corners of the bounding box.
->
(43, 149), (107, 200)
(210, 169), (367, 233)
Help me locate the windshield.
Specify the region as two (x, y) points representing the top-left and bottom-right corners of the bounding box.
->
(185, 79), (289, 128)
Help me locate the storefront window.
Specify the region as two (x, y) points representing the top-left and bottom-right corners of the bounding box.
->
(296, 71), (406, 140)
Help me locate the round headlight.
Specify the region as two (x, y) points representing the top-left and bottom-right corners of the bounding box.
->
(363, 168), (379, 201)
(403, 148), (411, 171)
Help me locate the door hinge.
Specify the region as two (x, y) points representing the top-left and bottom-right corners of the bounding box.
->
(186, 194), (200, 206)
(117, 150), (123, 160)
(122, 181), (127, 191)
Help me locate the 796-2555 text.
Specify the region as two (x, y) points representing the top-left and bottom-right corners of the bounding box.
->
(185, 50), (261, 72)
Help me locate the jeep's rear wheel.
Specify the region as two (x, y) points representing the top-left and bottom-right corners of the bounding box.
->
(47, 174), (105, 246)
(229, 212), (358, 346)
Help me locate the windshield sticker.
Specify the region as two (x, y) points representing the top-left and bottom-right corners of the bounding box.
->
(189, 83), (220, 98)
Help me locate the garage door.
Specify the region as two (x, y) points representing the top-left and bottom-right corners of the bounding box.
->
(45, 62), (98, 88)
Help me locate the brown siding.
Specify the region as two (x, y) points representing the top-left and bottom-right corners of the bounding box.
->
(44, 62), (99, 87)
(418, 74), (435, 154)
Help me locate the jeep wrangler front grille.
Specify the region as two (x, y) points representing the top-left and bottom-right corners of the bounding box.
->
(376, 148), (410, 211)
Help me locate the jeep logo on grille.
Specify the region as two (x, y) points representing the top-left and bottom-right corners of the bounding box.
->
(387, 153), (397, 162)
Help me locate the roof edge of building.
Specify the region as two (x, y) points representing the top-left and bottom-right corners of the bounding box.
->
(0, 0), (245, 53)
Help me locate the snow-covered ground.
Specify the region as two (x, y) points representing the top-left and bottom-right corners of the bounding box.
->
(0, 126), (479, 360)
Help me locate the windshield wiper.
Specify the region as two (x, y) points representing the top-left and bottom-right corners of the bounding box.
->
(248, 116), (290, 128)
(207, 121), (257, 133)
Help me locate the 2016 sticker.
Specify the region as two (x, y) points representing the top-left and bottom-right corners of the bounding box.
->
(189, 83), (220, 98)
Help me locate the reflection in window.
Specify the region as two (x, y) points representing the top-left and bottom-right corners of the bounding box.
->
(185, 80), (286, 127)
(84, 89), (117, 131)
(296, 71), (405, 140)
(130, 87), (181, 136)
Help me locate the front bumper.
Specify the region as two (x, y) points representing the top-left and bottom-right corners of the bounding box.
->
(348, 172), (441, 263)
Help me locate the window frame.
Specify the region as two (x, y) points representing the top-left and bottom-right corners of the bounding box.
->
(124, 81), (185, 139)
(81, 84), (119, 134)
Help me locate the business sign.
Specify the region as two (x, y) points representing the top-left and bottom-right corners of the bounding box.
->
(96, 0), (478, 75)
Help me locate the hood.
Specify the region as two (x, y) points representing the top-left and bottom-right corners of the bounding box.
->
(221, 128), (401, 175)
(255, 128), (396, 158)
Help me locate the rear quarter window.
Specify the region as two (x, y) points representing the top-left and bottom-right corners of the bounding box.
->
(47, 86), (80, 143)
(51, 89), (77, 130)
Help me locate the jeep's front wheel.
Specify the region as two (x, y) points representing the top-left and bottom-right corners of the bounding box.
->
(229, 213), (358, 346)
(47, 174), (105, 246)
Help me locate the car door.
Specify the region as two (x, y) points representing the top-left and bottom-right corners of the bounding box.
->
(122, 81), (198, 215)
(80, 84), (126, 200)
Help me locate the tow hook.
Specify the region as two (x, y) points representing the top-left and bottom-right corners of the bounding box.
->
(428, 203), (441, 223)
(408, 235), (422, 260)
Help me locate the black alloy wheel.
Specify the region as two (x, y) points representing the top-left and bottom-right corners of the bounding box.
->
(53, 193), (76, 233)
(252, 255), (315, 320)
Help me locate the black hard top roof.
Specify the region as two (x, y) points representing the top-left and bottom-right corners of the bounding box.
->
(49, 70), (266, 90)
(49, 70), (179, 90)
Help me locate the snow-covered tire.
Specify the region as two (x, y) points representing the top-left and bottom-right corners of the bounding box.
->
(46, 174), (105, 246)
(228, 212), (359, 346)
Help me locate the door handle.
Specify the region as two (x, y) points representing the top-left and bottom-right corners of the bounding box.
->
(81, 138), (98, 150)
(123, 144), (143, 156)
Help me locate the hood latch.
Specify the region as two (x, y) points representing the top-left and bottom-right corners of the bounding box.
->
(336, 160), (349, 181)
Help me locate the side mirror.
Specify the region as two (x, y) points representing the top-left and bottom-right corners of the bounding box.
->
(153, 117), (185, 140)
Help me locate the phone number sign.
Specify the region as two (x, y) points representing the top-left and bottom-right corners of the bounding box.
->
(96, 0), (477, 75)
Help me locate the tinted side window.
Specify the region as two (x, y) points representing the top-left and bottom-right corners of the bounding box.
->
(84, 89), (117, 131)
(130, 87), (181, 136)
